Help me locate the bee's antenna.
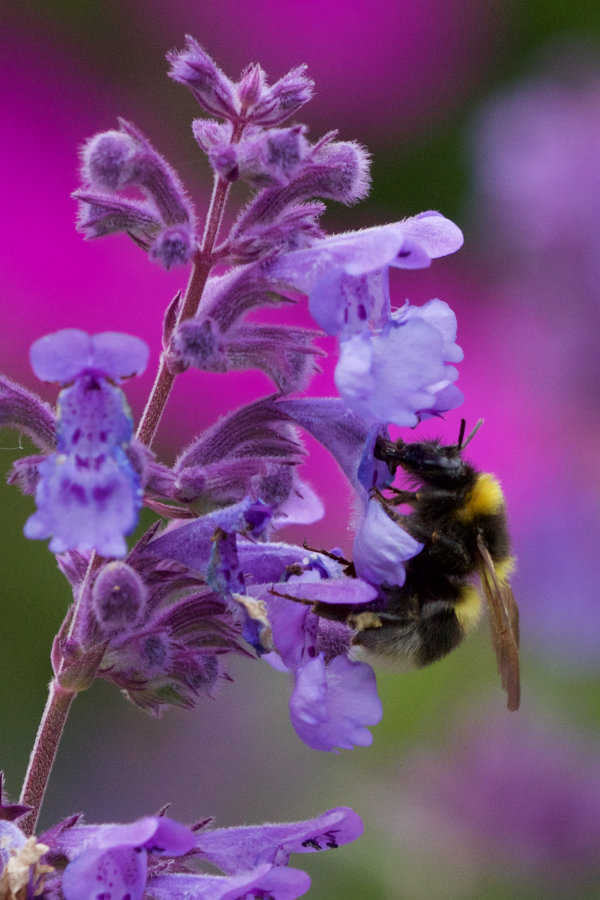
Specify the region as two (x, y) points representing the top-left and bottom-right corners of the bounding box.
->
(460, 418), (484, 450)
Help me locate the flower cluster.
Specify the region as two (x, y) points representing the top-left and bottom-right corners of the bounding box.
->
(4, 38), (464, 755)
(0, 779), (361, 900)
(2, 37), (466, 897)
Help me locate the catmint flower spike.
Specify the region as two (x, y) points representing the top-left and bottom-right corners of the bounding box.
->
(24, 330), (148, 558)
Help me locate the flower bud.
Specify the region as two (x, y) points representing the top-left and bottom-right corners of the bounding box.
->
(92, 562), (148, 636)
(81, 131), (139, 191)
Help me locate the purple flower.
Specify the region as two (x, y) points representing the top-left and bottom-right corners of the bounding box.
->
(251, 560), (382, 751)
(40, 807), (362, 900)
(149, 864), (311, 899)
(149, 510), (383, 748)
(191, 806), (363, 872)
(290, 653), (382, 752)
(353, 497), (424, 586)
(335, 298), (463, 427)
(48, 815), (196, 900)
(269, 210), (463, 326)
(268, 214), (464, 425)
(23, 330), (148, 558)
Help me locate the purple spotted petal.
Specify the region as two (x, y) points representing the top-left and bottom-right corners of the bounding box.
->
(309, 268), (391, 336)
(269, 213), (463, 297)
(62, 846), (148, 900)
(289, 653), (382, 751)
(24, 378), (141, 558)
(193, 807), (363, 873)
(149, 864), (311, 900)
(30, 330), (148, 384)
(24, 448), (139, 557)
(353, 499), (423, 587)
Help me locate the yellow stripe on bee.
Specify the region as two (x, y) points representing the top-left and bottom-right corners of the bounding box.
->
(495, 556), (516, 580)
(454, 584), (482, 634)
(455, 472), (505, 522)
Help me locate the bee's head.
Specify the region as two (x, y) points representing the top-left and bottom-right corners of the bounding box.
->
(374, 420), (482, 487)
(394, 439), (466, 486)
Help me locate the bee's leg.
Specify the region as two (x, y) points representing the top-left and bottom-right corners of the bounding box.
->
(385, 487), (419, 506)
(370, 486), (418, 508)
(302, 541), (355, 576)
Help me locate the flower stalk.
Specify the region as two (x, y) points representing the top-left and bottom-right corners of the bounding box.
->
(18, 683), (75, 837)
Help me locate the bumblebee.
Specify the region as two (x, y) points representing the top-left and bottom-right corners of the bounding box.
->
(349, 419), (520, 710)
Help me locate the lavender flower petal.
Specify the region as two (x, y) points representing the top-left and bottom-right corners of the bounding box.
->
(353, 499), (423, 587)
(149, 864), (311, 900)
(268, 213), (463, 297)
(24, 335), (147, 557)
(61, 846), (148, 900)
(193, 806), (363, 872)
(30, 329), (148, 384)
(290, 653), (382, 752)
(277, 397), (373, 496)
(335, 310), (461, 427)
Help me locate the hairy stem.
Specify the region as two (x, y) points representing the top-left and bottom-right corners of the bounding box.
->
(18, 554), (100, 835)
(18, 683), (75, 836)
(136, 141), (239, 448)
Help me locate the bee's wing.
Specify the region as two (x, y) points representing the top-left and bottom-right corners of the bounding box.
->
(476, 534), (520, 711)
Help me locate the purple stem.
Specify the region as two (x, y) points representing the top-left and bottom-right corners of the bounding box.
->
(18, 683), (75, 837)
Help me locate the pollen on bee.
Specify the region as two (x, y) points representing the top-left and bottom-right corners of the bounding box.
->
(350, 611), (383, 632)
